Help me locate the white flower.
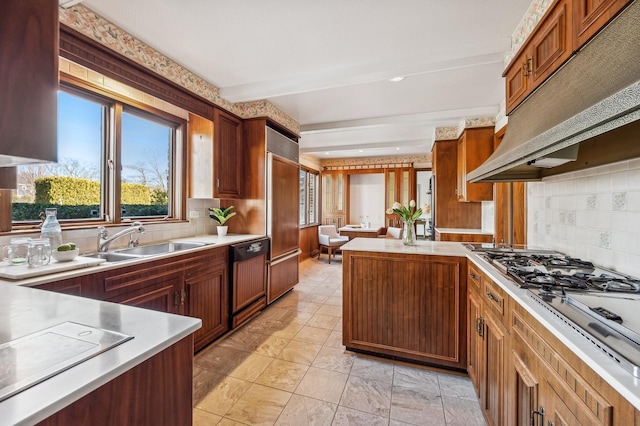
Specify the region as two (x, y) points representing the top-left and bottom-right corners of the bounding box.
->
(409, 200), (416, 208)
(392, 201), (401, 210)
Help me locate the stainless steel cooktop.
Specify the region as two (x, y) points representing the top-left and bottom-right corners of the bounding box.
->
(0, 322), (133, 402)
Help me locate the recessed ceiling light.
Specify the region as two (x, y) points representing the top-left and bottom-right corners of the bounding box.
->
(389, 76), (405, 82)
(359, 150), (363, 153)
(396, 147), (400, 150)
(325, 152), (329, 155)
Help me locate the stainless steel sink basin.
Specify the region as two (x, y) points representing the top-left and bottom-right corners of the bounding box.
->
(85, 252), (142, 263)
(115, 241), (207, 256)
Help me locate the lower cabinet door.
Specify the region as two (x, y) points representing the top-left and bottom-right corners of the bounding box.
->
(481, 311), (506, 426)
(467, 288), (483, 397)
(186, 263), (229, 352)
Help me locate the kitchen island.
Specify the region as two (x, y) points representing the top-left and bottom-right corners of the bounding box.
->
(0, 283), (201, 425)
(341, 238), (469, 369)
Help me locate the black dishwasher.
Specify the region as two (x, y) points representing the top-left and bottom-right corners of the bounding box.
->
(229, 238), (269, 329)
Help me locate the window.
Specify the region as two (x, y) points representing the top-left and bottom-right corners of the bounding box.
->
(299, 167), (318, 226)
(12, 83), (185, 225)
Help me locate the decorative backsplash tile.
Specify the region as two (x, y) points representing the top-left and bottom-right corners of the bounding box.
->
(59, 5), (300, 135)
(613, 192), (627, 211)
(528, 159), (640, 277)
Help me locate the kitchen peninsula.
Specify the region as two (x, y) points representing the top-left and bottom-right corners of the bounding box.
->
(0, 283), (200, 425)
(341, 238), (640, 424)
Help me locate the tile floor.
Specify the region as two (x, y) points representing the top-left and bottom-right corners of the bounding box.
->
(193, 257), (486, 425)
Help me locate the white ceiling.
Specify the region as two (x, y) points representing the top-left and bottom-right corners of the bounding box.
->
(80, 0), (532, 160)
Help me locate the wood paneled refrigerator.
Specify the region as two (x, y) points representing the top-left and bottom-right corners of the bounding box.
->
(266, 128), (300, 303)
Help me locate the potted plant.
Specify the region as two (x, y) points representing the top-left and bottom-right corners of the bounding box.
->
(209, 206), (236, 237)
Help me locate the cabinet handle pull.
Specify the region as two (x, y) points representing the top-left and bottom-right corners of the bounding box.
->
(216, 178), (220, 188)
(529, 406), (544, 426)
(470, 272), (480, 281)
(174, 291), (181, 307)
(486, 291), (499, 303)
(180, 289), (187, 305)
(476, 317), (484, 338)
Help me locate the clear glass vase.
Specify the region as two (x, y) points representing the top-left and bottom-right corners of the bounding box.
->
(402, 220), (416, 246)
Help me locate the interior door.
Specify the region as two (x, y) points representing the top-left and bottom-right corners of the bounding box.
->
(269, 154), (300, 258)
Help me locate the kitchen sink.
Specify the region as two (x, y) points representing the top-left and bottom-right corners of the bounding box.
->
(115, 241), (208, 256)
(84, 252), (142, 263)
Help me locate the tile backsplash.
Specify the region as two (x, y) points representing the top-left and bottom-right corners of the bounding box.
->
(527, 158), (640, 277)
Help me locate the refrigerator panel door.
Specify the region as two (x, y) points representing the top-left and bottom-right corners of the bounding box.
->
(267, 153), (300, 259)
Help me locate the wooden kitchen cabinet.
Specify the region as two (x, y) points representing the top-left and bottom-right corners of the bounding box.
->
(36, 246), (231, 352)
(456, 128), (494, 202)
(322, 170), (347, 227)
(185, 248), (229, 351)
(0, 0), (58, 166)
(467, 264), (508, 426)
(188, 113), (214, 198)
(573, 0), (631, 47)
(504, 0), (629, 114)
(505, 0), (573, 114)
(214, 108), (243, 198)
(343, 251), (467, 369)
(432, 139), (482, 229)
(385, 167), (414, 227)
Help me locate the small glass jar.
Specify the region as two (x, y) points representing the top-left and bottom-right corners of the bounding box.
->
(28, 238), (52, 267)
(1, 238), (30, 265)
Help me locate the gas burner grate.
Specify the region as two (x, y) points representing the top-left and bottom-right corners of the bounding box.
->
(588, 275), (640, 293)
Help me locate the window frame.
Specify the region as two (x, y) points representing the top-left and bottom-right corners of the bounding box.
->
(299, 166), (319, 227)
(9, 75), (187, 229)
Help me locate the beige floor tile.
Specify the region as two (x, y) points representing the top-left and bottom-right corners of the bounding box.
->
(390, 386), (445, 425)
(393, 364), (439, 389)
(195, 346), (252, 376)
(303, 293), (330, 304)
(389, 420), (415, 425)
(246, 333), (290, 357)
(349, 356), (394, 385)
(331, 406), (389, 426)
(312, 347), (354, 374)
(324, 296), (343, 306)
(295, 301), (324, 314)
(293, 325), (332, 345)
(217, 418), (248, 426)
(442, 395), (486, 425)
(195, 375), (252, 417)
(193, 367), (227, 405)
(224, 383), (292, 425)
(275, 394), (337, 426)
(333, 318), (343, 331)
(193, 407), (222, 425)
(227, 352), (274, 381)
(295, 366), (348, 404)
(323, 330), (344, 349)
(316, 304), (343, 317)
(438, 373), (478, 401)
(255, 359), (309, 392)
(340, 375), (392, 417)
(217, 327), (262, 351)
(277, 339), (323, 365)
(307, 313), (341, 330)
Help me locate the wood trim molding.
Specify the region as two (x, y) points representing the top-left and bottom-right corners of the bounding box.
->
(59, 25), (214, 119)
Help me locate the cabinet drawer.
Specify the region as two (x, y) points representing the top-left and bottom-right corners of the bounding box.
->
(468, 264), (482, 293)
(102, 259), (183, 298)
(483, 278), (505, 318)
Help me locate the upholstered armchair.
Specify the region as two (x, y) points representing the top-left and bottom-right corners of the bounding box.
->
(318, 225), (349, 264)
(378, 226), (403, 239)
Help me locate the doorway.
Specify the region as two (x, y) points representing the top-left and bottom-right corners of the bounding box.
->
(349, 173), (385, 227)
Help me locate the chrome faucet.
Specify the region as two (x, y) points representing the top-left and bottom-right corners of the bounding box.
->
(97, 222), (145, 252)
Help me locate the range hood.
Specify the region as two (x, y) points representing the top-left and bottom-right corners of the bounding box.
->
(468, 0), (640, 183)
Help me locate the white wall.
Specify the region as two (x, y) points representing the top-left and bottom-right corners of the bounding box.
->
(527, 158), (640, 277)
(349, 173), (385, 227)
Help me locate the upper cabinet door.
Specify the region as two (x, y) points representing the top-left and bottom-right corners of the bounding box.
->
(0, 0), (58, 166)
(573, 0), (631, 47)
(530, 0), (573, 87)
(214, 109), (243, 198)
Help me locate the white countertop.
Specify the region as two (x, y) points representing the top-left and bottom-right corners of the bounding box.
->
(435, 228), (493, 235)
(0, 283), (201, 425)
(339, 226), (382, 233)
(341, 238), (469, 257)
(1, 234), (264, 287)
(342, 239), (640, 410)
